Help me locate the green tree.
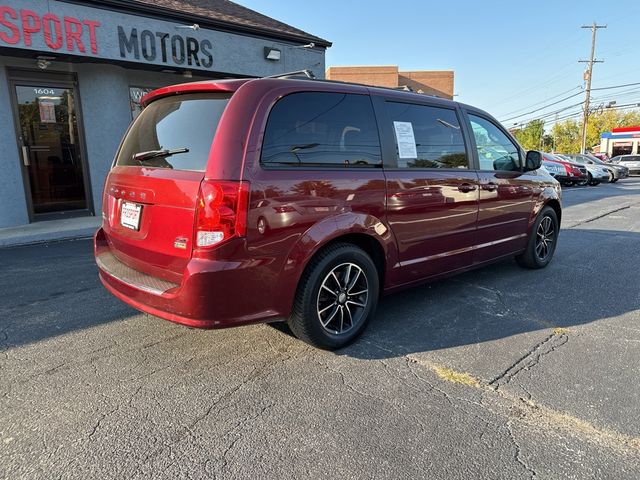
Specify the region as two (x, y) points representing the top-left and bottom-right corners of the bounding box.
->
(551, 119), (581, 154)
(512, 120), (545, 150)
(586, 109), (640, 150)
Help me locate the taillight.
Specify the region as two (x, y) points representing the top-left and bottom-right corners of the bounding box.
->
(195, 180), (249, 248)
(273, 205), (296, 213)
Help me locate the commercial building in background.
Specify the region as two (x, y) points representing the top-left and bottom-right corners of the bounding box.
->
(599, 126), (640, 157)
(0, 0), (330, 229)
(325, 65), (454, 99)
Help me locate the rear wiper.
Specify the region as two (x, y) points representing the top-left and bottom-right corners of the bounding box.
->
(132, 147), (189, 163)
(291, 143), (319, 152)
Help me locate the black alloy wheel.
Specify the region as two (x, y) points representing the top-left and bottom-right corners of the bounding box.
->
(288, 243), (379, 350)
(516, 206), (559, 269)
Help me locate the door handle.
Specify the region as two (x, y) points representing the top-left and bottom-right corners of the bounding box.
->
(481, 182), (498, 191)
(21, 146), (30, 166)
(458, 183), (477, 193)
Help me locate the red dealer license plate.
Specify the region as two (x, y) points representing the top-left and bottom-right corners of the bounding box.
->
(120, 202), (142, 231)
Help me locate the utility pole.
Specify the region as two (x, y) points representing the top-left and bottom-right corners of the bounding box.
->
(579, 22), (606, 153)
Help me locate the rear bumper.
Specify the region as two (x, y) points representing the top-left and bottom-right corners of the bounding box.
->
(555, 174), (587, 184)
(94, 228), (283, 329)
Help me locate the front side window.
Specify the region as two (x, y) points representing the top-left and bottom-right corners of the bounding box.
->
(116, 93), (231, 171)
(261, 92), (381, 167)
(468, 114), (521, 171)
(386, 102), (468, 169)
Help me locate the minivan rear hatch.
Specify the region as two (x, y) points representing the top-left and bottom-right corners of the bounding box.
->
(102, 92), (231, 282)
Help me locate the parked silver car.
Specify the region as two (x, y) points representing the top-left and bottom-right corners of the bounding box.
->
(567, 154), (628, 182)
(610, 155), (640, 175)
(556, 154), (608, 185)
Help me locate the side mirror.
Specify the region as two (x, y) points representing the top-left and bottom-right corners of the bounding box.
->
(524, 150), (542, 171)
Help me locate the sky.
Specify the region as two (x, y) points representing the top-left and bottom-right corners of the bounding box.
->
(237, 0), (640, 128)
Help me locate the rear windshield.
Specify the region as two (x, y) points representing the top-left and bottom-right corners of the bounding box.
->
(116, 93), (231, 171)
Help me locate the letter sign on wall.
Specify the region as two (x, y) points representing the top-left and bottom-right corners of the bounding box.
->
(0, 0), (320, 77)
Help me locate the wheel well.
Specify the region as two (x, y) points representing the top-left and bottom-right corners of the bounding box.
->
(322, 234), (386, 290)
(546, 199), (562, 226)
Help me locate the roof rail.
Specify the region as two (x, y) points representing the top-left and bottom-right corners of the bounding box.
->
(267, 69), (316, 79)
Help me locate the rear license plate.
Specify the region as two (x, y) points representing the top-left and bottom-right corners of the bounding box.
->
(120, 202), (142, 230)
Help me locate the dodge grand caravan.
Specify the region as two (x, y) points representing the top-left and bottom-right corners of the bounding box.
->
(95, 73), (561, 349)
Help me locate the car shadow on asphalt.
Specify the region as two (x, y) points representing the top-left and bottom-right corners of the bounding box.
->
(0, 227), (637, 355)
(0, 239), (134, 350)
(334, 227), (639, 360)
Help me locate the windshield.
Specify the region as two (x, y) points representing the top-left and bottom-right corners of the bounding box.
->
(116, 93), (231, 171)
(585, 155), (604, 164)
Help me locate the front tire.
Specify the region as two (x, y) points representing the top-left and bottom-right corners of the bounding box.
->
(516, 206), (559, 269)
(288, 243), (379, 350)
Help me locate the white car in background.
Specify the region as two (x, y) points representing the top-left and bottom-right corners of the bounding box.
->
(610, 155), (640, 176)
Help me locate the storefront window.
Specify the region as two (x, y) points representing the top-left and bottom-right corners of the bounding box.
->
(129, 87), (155, 120)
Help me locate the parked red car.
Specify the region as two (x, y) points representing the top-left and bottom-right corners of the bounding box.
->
(542, 153), (588, 186)
(95, 74), (562, 349)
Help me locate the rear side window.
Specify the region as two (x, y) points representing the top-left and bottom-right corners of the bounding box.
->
(116, 93), (231, 171)
(385, 102), (468, 169)
(261, 92), (381, 167)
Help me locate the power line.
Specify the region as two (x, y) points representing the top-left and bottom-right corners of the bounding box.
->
(512, 102), (586, 125)
(498, 81), (640, 124)
(499, 91), (585, 123)
(506, 89), (640, 126)
(497, 85), (582, 118)
(490, 64), (580, 108)
(591, 81), (640, 91)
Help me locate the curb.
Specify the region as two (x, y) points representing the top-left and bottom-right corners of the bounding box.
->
(0, 227), (98, 249)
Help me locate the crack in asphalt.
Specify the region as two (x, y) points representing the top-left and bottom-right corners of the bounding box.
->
(489, 331), (569, 388)
(128, 346), (307, 479)
(217, 401), (276, 478)
(506, 420), (537, 479)
(565, 202), (636, 229)
(400, 346), (640, 457)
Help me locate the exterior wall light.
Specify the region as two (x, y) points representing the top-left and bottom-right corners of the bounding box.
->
(264, 47), (281, 61)
(36, 55), (55, 70)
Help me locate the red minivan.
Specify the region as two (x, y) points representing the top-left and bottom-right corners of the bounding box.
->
(95, 74), (561, 349)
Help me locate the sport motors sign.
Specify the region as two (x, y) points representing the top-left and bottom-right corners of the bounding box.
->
(0, 0), (223, 71)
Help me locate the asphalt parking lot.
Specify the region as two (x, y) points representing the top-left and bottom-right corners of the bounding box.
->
(1, 178), (640, 479)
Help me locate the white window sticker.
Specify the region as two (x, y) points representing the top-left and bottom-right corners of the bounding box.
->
(393, 121), (417, 160)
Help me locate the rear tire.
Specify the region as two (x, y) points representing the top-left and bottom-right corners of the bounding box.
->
(288, 243), (379, 350)
(516, 206), (559, 269)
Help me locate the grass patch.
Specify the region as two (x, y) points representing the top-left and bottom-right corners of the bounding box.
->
(553, 327), (570, 335)
(432, 366), (480, 387)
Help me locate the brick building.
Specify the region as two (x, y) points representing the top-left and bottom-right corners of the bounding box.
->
(325, 66), (454, 99)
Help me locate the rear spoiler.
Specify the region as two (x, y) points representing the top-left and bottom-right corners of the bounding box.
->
(140, 79), (249, 107)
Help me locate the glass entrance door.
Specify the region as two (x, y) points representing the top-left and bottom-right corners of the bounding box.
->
(14, 83), (89, 216)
